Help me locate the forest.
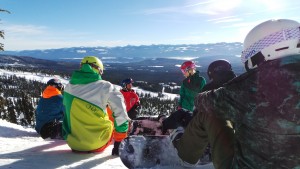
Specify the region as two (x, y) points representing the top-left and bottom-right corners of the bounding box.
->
(0, 68), (178, 127)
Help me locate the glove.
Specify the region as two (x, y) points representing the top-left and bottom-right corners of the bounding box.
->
(111, 141), (121, 156)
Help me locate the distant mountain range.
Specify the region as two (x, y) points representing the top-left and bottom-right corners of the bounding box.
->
(0, 43), (246, 85)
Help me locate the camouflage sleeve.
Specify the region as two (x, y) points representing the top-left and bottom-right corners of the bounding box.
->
(195, 87), (236, 121)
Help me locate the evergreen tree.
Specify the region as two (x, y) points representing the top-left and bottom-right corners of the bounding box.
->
(0, 96), (7, 119)
(18, 92), (35, 126)
(6, 98), (17, 124)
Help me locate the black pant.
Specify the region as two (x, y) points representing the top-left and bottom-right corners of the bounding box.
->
(40, 121), (63, 139)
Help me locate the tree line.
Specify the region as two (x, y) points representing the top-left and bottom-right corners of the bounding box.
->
(0, 71), (178, 127)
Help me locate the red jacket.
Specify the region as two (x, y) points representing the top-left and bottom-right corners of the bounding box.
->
(120, 89), (140, 112)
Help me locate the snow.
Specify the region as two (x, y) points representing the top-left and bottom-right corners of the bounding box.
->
(0, 69), (69, 85)
(0, 119), (214, 169)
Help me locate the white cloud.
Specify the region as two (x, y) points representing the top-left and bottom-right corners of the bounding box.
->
(187, 0), (242, 15)
(214, 18), (242, 23)
(2, 23), (144, 50)
(4, 24), (47, 36)
(143, 7), (180, 15)
(142, 0), (242, 16)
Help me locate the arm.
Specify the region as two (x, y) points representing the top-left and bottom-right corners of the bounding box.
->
(195, 87), (237, 122)
(178, 84), (185, 108)
(107, 84), (130, 129)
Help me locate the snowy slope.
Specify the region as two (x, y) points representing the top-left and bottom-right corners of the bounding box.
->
(0, 119), (214, 169)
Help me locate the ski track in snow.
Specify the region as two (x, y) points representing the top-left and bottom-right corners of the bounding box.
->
(0, 119), (214, 169)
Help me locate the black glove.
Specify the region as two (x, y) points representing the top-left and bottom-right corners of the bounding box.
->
(112, 141), (121, 156)
(162, 109), (191, 130)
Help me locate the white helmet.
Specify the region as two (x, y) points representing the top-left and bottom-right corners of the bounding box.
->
(241, 19), (300, 71)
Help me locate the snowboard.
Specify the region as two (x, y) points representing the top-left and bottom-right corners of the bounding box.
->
(119, 135), (212, 168)
(129, 116), (167, 136)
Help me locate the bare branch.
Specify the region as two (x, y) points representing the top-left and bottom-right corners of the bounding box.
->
(0, 9), (11, 14)
(0, 43), (4, 51)
(0, 30), (4, 39)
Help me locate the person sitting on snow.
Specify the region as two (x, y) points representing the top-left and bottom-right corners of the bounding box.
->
(62, 56), (130, 154)
(163, 60), (237, 167)
(177, 60), (206, 112)
(35, 78), (64, 139)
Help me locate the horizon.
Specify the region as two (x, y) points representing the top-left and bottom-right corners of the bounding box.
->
(1, 0), (300, 51)
(2, 41), (242, 52)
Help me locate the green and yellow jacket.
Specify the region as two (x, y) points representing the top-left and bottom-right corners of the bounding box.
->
(62, 64), (129, 151)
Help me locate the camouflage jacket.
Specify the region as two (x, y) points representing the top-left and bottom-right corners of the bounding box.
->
(195, 55), (300, 169)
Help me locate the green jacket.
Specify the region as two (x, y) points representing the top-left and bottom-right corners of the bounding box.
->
(178, 71), (206, 111)
(62, 64), (129, 151)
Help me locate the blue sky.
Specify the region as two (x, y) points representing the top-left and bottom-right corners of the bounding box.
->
(1, 0), (300, 51)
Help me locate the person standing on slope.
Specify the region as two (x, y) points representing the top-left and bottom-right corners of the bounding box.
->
(177, 60), (206, 111)
(120, 78), (140, 120)
(35, 78), (64, 139)
(172, 19), (300, 169)
(62, 56), (130, 153)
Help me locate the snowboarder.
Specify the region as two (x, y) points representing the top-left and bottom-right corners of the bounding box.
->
(162, 60), (236, 168)
(177, 60), (206, 112)
(162, 61), (206, 132)
(172, 19), (300, 169)
(163, 59), (236, 129)
(120, 78), (140, 120)
(62, 56), (130, 153)
(35, 78), (64, 139)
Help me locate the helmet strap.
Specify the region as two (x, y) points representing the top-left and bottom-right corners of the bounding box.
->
(98, 68), (103, 75)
